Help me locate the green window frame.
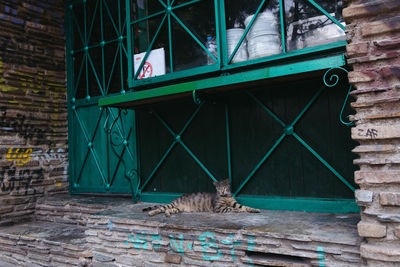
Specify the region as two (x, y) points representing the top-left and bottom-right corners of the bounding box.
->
(126, 0), (346, 89)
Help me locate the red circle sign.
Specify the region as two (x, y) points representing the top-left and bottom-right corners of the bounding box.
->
(139, 62), (153, 79)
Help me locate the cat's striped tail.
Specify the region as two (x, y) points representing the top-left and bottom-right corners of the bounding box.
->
(143, 203), (176, 216)
(142, 205), (160, 212)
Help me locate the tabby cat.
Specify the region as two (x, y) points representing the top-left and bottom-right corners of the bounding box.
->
(142, 179), (260, 216)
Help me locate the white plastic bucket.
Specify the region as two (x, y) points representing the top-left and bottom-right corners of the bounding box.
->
(226, 28), (248, 63)
(247, 34), (281, 59)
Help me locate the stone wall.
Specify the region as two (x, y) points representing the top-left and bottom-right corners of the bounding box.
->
(0, 222), (90, 267)
(0, 0), (67, 225)
(35, 196), (108, 226)
(343, 0), (400, 265)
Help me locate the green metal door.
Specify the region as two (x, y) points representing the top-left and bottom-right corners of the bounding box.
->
(66, 0), (138, 196)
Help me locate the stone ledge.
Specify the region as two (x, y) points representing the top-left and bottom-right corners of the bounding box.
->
(374, 38), (400, 49)
(351, 96), (400, 108)
(352, 144), (397, 153)
(349, 86), (390, 96)
(20, 195), (361, 266)
(363, 210), (400, 223)
(85, 199), (360, 266)
(354, 157), (400, 166)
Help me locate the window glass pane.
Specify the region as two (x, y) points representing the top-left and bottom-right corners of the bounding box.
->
(173, 0), (194, 5)
(131, 0), (217, 79)
(224, 0), (282, 62)
(125, 0), (346, 85)
(74, 52), (85, 99)
(285, 0), (345, 51)
(132, 15), (171, 79)
(72, 3), (84, 51)
(133, 0), (165, 19)
(172, 0), (217, 71)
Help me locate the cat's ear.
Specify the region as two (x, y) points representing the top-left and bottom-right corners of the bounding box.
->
(213, 181), (218, 186)
(223, 178), (230, 184)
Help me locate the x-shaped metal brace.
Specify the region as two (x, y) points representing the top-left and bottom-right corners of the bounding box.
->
(233, 89), (355, 197)
(139, 102), (219, 194)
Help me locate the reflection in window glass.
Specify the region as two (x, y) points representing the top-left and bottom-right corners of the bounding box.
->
(131, 0), (217, 79)
(285, 0), (345, 51)
(133, 0), (164, 18)
(128, 0), (346, 82)
(132, 9), (170, 79)
(173, 0), (217, 71)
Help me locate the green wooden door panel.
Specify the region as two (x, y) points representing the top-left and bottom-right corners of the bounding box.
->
(69, 104), (137, 194)
(66, 0), (137, 195)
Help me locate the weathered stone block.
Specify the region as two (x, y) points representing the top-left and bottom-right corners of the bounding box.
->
(346, 42), (369, 57)
(355, 190), (373, 205)
(343, 0), (400, 20)
(355, 170), (400, 184)
(352, 125), (400, 140)
(332, 253), (360, 263)
(381, 66), (400, 78)
(361, 16), (400, 37)
(93, 253), (115, 262)
(0, 206), (14, 214)
(380, 192), (400, 206)
(85, 230), (98, 236)
(0, 237), (17, 246)
(394, 227), (400, 239)
(374, 38), (400, 49)
(357, 222), (386, 238)
(376, 213), (400, 223)
(28, 252), (51, 262)
(92, 262), (119, 267)
(348, 70), (378, 83)
(360, 243), (400, 262)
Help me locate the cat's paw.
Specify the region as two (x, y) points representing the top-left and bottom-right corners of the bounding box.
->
(251, 208), (260, 213)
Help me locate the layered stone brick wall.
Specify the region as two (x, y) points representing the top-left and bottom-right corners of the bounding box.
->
(0, 0), (67, 225)
(343, 0), (400, 265)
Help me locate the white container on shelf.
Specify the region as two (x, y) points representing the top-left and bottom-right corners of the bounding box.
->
(247, 35), (281, 59)
(244, 11), (281, 59)
(226, 28), (248, 63)
(244, 11), (279, 38)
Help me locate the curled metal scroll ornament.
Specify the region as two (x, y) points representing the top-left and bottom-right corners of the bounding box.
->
(323, 67), (354, 127)
(103, 108), (139, 199)
(192, 90), (202, 105)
